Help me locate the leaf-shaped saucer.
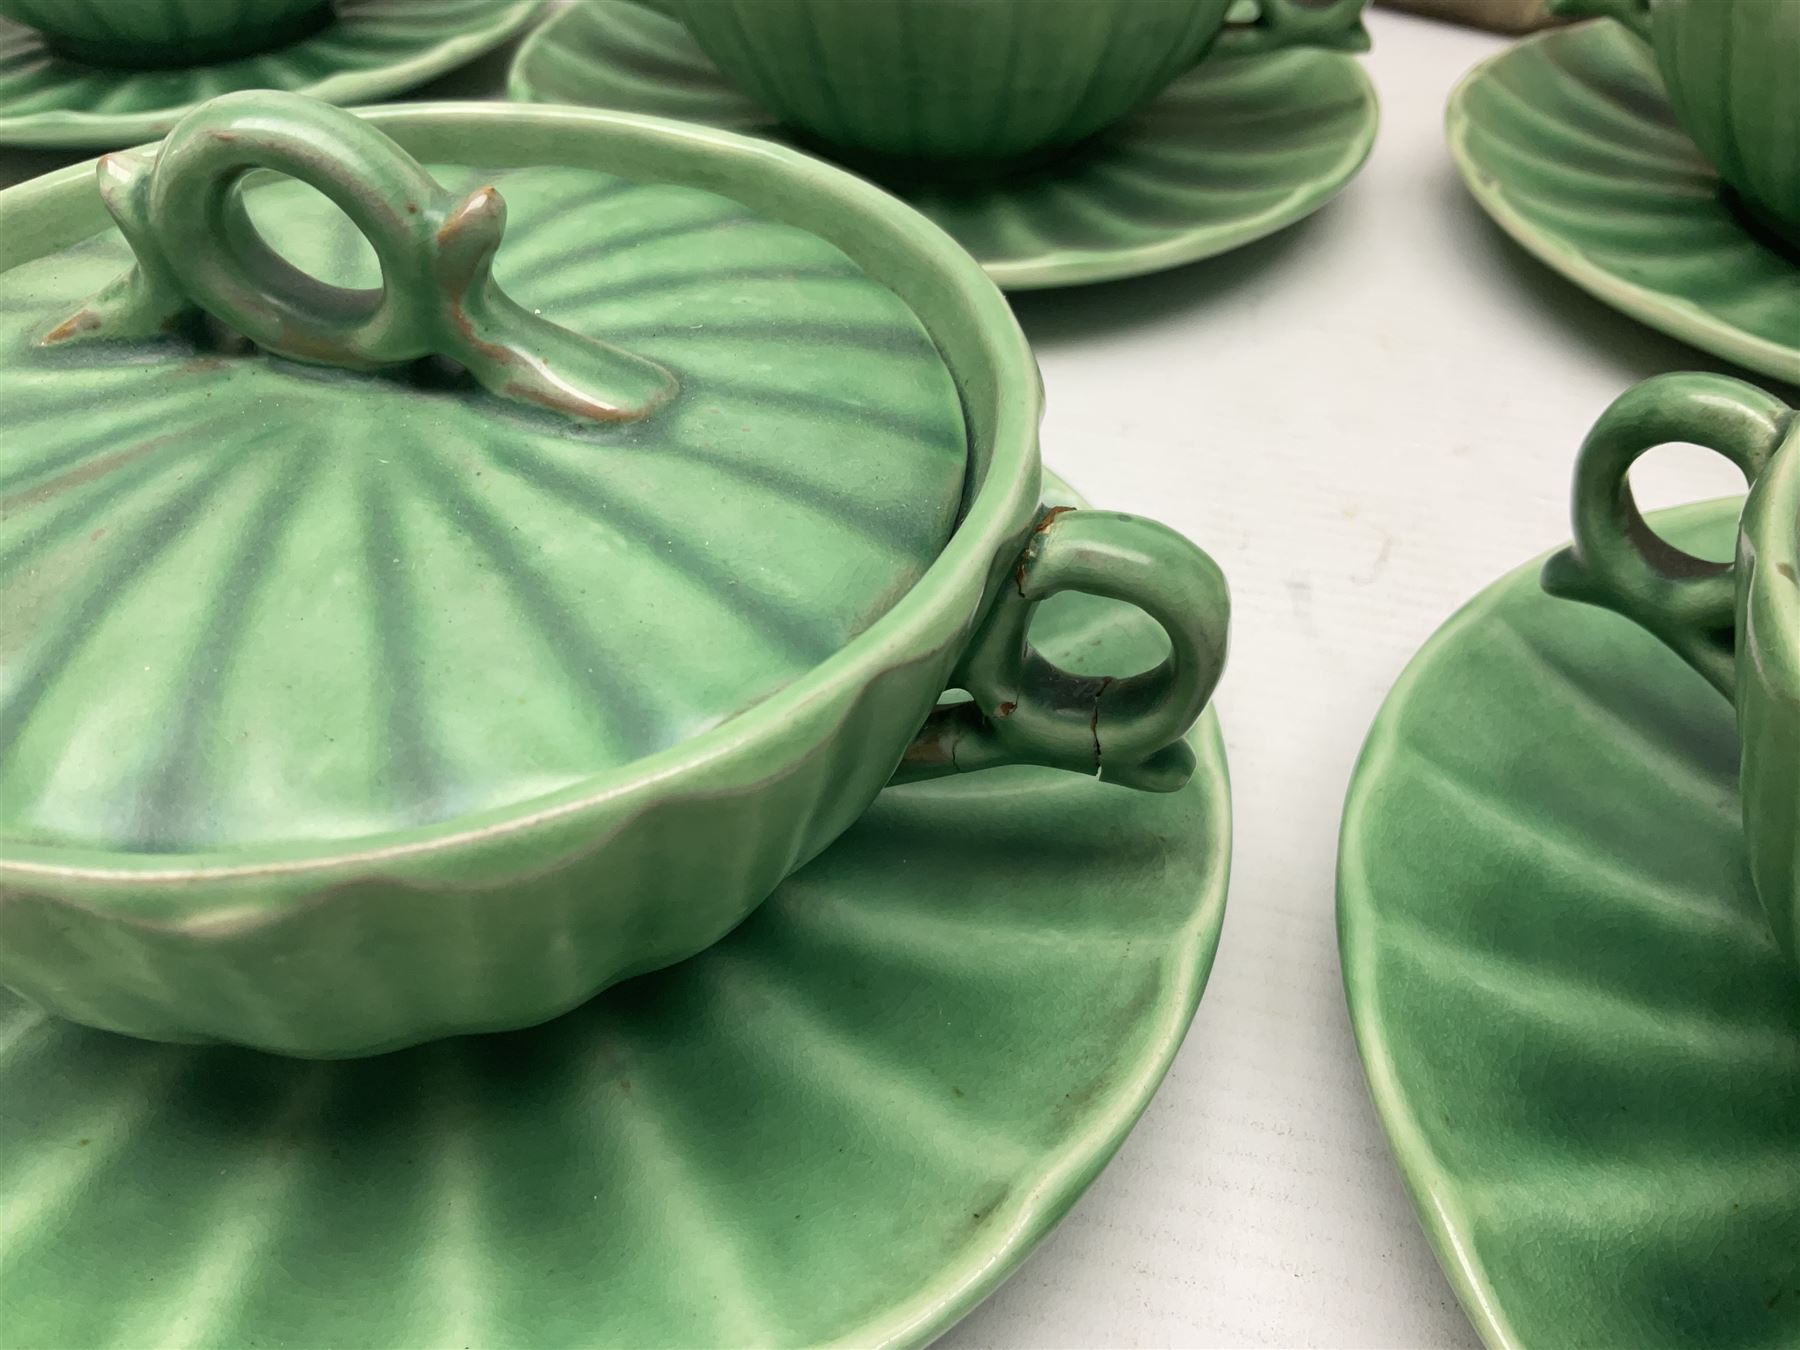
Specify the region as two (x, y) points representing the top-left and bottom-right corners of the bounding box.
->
(1339, 499), (1800, 1348)
(506, 0), (1378, 291)
(0, 0), (543, 150)
(0, 532), (1232, 1349)
(1447, 20), (1800, 385)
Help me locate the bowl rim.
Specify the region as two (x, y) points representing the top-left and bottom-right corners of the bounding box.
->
(0, 99), (1042, 887)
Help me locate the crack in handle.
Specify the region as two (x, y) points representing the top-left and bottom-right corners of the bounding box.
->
(896, 506), (1230, 794)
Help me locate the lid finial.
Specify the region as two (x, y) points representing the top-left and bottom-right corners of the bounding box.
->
(42, 91), (678, 425)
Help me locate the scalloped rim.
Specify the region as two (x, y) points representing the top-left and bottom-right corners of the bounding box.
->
(850, 707), (1232, 1350)
(505, 3), (1380, 291)
(1445, 22), (1800, 387)
(1336, 496), (1744, 1350)
(0, 704), (1232, 1350)
(0, 0), (545, 149)
(986, 57), (1379, 290)
(0, 101), (1047, 892)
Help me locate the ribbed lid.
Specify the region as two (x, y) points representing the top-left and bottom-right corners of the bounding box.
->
(0, 160), (968, 852)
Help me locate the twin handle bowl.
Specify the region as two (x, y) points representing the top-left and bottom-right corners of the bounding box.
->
(0, 92), (1231, 1058)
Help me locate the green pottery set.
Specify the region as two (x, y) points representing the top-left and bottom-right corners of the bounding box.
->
(8, 0), (1800, 1346)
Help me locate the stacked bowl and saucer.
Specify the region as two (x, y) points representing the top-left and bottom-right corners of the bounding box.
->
(1448, 0), (1800, 383)
(0, 1), (1266, 1338)
(508, 0), (1381, 289)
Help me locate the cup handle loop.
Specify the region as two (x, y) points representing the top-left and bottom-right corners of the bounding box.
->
(893, 508), (1229, 794)
(1541, 373), (1793, 701)
(1209, 0), (1371, 58)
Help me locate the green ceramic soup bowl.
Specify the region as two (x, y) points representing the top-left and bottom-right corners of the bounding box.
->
(0, 93), (1230, 1058)
(1548, 0), (1800, 242)
(1544, 372), (1800, 970)
(0, 0), (331, 67)
(623, 0), (1370, 170)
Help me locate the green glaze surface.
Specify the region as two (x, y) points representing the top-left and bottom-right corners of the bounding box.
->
(508, 0), (1380, 290)
(1339, 499), (1800, 1349)
(0, 0), (328, 68)
(1550, 0), (1800, 240)
(0, 561), (1233, 1350)
(3, 118), (967, 849)
(0, 98), (1230, 1057)
(626, 0), (1367, 167)
(0, 0), (542, 150)
(1447, 21), (1800, 385)
(1543, 373), (1800, 967)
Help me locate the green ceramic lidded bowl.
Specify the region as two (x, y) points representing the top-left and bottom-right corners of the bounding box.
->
(0, 0), (331, 66)
(616, 0), (1370, 171)
(0, 92), (1230, 1058)
(1547, 0), (1800, 244)
(1544, 373), (1800, 970)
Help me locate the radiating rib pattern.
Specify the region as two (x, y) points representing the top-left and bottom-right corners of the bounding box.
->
(0, 162), (968, 854)
(0, 0), (541, 148)
(507, 0), (1377, 289)
(0, 581), (1231, 1349)
(1449, 21), (1800, 383)
(1341, 501), (1800, 1349)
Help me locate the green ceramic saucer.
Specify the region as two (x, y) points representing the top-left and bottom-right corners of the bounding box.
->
(0, 501), (1232, 1349)
(1448, 21), (1800, 385)
(506, 0), (1377, 290)
(0, 0), (541, 149)
(1340, 499), (1800, 1349)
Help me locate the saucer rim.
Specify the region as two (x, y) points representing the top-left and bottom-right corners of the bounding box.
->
(857, 705), (1232, 1348)
(1337, 495), (1748, 1350)
(505, 0), (1380, 291)
(0, 0), (545, 149)
(0, 551), (1235, 1349)
(1446, 22), (1800, 387)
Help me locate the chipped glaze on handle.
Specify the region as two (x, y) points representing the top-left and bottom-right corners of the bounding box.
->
(1541, 372), (1794, 699)
(897, 506), (1230, 792)
(42, 90), (677, 424)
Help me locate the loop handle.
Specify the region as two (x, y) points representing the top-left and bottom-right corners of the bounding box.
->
(1541, 372), (1794, 700)
(43, 91), (676, 425)
(896, 507), (1230, 793)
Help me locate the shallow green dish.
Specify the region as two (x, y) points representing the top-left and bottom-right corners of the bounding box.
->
(0, 549), (1232, 1350)
(0, 0), (542, 150)
(1447, 20), (1800, 385)
(506, 0), (1378, 290)
(1340, 499), (1800, 1348)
